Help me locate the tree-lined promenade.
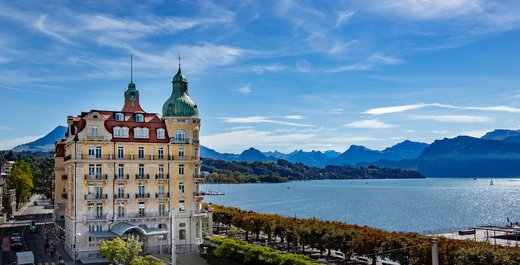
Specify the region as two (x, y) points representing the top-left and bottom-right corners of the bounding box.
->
(211, 205), (520, 265)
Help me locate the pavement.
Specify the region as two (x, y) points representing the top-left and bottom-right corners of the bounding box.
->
(0, 194), (72, 265)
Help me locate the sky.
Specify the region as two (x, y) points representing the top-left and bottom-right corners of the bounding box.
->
(2, 0), (520, 153)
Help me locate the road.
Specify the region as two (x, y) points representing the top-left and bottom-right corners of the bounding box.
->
(0, 195), (70, 265)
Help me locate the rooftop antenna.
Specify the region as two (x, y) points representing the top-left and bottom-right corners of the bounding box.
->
(131, 53), (133, 83)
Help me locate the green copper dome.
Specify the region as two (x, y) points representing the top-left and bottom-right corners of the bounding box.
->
(162, 67), (199, 117)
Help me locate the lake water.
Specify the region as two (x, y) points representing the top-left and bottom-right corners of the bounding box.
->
(203, 178), (520, 233)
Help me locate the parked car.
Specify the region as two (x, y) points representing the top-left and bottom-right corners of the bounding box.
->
(10, 233), (22, 249)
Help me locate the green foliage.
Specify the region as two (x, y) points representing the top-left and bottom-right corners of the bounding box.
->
(99, 236), (159, 265)
(6, 160), (34, 205)
(1, 150), (54, 194)
(211, 237), (318, 265)
(202, 158), (424, 184)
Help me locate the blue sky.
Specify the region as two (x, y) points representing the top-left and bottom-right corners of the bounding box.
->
(2, 0), (520, 153)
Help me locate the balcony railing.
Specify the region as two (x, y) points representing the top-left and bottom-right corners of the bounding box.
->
(114, 174), (130, 180)
(135, 193), (150, 199)
(85, 194), (108, 200)
(86, 213), (107, 220)
(81, 154), (111, 160)
(155, 174), (169, 180)
(155, 192), (169, 198)
(85, 135), (106, 141)
(71, 154), (198, 161)
(121, 212), (169, 218)
(84, 174), (108, 180)
(114, 193), (130, 200)
(135, 174), (150, 180)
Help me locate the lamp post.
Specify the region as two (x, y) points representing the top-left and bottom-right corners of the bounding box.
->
(73, 135), (78, 264)
(159, 235), (165, 259)
(170, 209), (176, 265)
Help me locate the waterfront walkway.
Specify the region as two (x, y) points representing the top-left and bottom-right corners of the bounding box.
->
(436, 226), (520, 247)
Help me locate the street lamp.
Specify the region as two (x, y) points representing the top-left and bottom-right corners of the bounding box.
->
(158, 235), (165, 259)
(73, 135), (78, 264)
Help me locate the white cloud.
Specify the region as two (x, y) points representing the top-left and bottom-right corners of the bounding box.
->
(344, 119), (396, 129)
(330, 108), (344, 114)
(221, 116), (313, 127)
(0, 135), (42, 150)
(459, 130), (490, 138)
(365, 103), (520, 115)
(284, 115), (305, 120)
(369, 0), (483, 20)
(237, 84), (252, 94)
(35, 15), (71, 43)
(335, 10), (355, 28)
(329, 53), (404, 72)
(410, 115), (493, 123)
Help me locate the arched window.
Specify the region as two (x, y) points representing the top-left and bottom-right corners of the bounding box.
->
(156, 128), (166, 139)
(179, 229), (186, 240)
(174, 130), (187, 143)
(133, 127), (149, 139)
(135, 114), (144, 122)
(115, 113), (124, 121)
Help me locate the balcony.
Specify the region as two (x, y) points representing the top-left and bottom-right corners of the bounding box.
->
(114, 174), (130, 180)
(86, 213), (107, 220)
(155, 192), (169, 199)
(135, 174), (150, 180)
(193, 192), (204, 202)
(155, 174), (169, 180)
(194, 175), (204, 183)
(135, 193), (150, 199)
(84, 194), (108, 200)
(172, 138), (189, 144)
(193, 139), (200, 145)
(81, 154), (111, 160)
(84, 174), (108, 181)
(114, 193), (129, 200)
(85, 135), (106, 141)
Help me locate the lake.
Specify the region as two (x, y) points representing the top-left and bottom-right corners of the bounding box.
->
(203, 178), (520, 233)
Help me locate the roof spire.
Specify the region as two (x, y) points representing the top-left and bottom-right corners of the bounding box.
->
(131, 53), (133, 83)
(178, 53), (182, 74)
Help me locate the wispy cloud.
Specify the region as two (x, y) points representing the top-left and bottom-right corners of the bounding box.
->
(344, 119), (396, 129)
(369, 0), (482, 20)
(410, 115), (493, 123)
(365, 103), (520, 115)
(221, 116), (313, 127)
(237, 84), (252, 94)
(329, 53), (404, 72)
(35, 15), (71, 43)
(335, 9), (355, 28)
(283, 115), (305, 120)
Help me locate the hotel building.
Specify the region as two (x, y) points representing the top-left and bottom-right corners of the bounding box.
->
(54, 65), (210, 260)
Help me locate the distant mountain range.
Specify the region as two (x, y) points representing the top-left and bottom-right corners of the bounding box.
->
(7, 125), (520, 178)
(11, 126), (67, 153)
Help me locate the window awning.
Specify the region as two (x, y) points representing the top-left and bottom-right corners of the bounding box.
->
(110, 222), (168, 237)
(88, 231), (118, 239)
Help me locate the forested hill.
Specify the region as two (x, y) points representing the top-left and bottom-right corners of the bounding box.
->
(201, 158), (425, 183)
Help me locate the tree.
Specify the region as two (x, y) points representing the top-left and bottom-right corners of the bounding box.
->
(99, 236), (148, 265)
(6, 160), (34, 206)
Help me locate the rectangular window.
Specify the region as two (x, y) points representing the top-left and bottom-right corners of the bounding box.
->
(138, 147), (144, 159)
(157, 129), (165, 139)
(158, 164), (164, 178)
(118, 164), (124, 178)
(158, 147), (164, 160)
(92, 127), (98, 136)
(158, 184), (165, 196)
(95, 164), (102, 177)
(179, 182), (185, 193)
(117, 203), (125, 218)
(117, 184), (124, 197)
(88, 224), (95, 232)
(138, 164), (144, 178)
(117, 146), (124, 159)
(138, 183), (145, 196)
(138, 202), (145, 216)
(95, 146), (102, 159)
(88, 164), (95, 176)
(88, 204), (95, 215)
(178, 147), (184, 157)
(179, 165), (184, 175)
(96, 204), (103, 218)
(179, 201), (185, 212)
(159, 203), (166, 216)
(95, 185), (103, 197)
(88, 184), (95, 195)
(88, 145), (95, 157)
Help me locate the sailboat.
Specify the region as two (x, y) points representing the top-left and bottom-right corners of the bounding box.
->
(490, 179), (494, 185)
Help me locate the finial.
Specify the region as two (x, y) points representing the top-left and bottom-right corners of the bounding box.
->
(178, 53), (181, 69)
(131, 53), (133, 83)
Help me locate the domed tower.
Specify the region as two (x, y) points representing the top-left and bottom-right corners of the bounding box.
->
(162, 63), (204, 249)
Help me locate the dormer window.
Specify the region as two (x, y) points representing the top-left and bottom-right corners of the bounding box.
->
(115, 113), (124, 121)
(134, 127), (149, 139)
(157, 129), (166, 139)
(113, 127), (129, 138)
(135, 114), (144, 122)
(92, 127), (99, 136)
